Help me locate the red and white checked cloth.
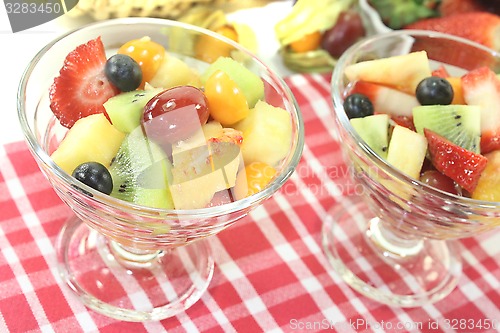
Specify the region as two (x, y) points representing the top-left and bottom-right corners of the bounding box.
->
(0, 73), (499, 333)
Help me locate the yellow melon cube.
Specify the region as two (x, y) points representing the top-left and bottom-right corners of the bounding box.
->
(234, 100), (292, 166)
(472, 150), (500, 201)
(51, 113), (125, 175)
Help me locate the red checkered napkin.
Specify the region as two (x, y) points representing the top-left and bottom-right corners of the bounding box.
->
(0, 74), (499, 333)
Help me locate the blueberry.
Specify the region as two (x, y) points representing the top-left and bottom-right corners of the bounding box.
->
(72, 162), (113, 195)
(343, 93), (374, 119)
(416, 77), (454, 105)
(105, 54), (142, 92)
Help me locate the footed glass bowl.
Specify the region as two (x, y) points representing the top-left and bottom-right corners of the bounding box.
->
(324, 30), (500, 307)
(18, 18), (304, 321)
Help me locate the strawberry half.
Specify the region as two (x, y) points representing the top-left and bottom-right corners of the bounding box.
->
(49, 37), (119, 128)
(431, 65), (450, 78)
(424, 128), (488, 193)
(391, 115), (416, 132)
(461, 67), (500, 154)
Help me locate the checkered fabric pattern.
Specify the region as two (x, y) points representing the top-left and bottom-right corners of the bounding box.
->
(0, 73), (499, 332)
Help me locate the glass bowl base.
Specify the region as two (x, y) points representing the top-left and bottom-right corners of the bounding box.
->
(56, 216), (214, 321)
(322, 196), (461, 307)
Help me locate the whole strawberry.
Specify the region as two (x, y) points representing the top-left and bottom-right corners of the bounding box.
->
(49, 37), (120, 128)
(405, 12), (500, 51)
(439, 0), (487, 16)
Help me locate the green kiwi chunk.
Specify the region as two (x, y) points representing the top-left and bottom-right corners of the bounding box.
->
(413, 104), (481, 153)
(104, 88), (163, 133)
(109, 127), (174, 209)
(350, 114), (390, 159)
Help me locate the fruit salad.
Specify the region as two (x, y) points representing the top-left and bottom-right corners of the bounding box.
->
(342, 49), (500, 200)
(48, 35), (293, 210)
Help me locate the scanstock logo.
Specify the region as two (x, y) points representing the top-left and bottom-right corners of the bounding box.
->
(4, 0), (79, 32)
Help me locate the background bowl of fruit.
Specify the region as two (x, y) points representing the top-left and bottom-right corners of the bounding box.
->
(18, 18), (304, 321)
(323, 29), (500, 308)
(275, 0), (499, 73)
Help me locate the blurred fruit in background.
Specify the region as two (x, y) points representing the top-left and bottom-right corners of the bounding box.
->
(67, 0), (268, 59)
(177, 6), (258, 62)
(69, 0), (273, 21)
(437, 0), (500, 17)
(405, 11), (500, 52)
(275, 0), (500, 73)
(275, 0), (365, 73)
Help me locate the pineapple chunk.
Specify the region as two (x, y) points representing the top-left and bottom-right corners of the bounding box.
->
(148, 52), (201, 89)
(344, 51), (432, 94)
(51, 113), (125, 174)
(387, 125), (427, 179)
(234, 100), (292, 166)
(378, 126), (427, 208)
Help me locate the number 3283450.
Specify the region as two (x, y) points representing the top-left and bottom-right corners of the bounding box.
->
(5, 2), (62, 14)
(443, 318), (498, 330)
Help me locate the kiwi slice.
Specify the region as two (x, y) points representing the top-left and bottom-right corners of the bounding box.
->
(413, 104), (481, 153)
(109, 127), (174, 209)
(104, 88), (163, 133)
(350, 114), (390, 159)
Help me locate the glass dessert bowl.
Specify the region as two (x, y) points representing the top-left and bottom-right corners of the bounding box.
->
(18, 18), (303, 321)
(324, 30), (500, 307)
